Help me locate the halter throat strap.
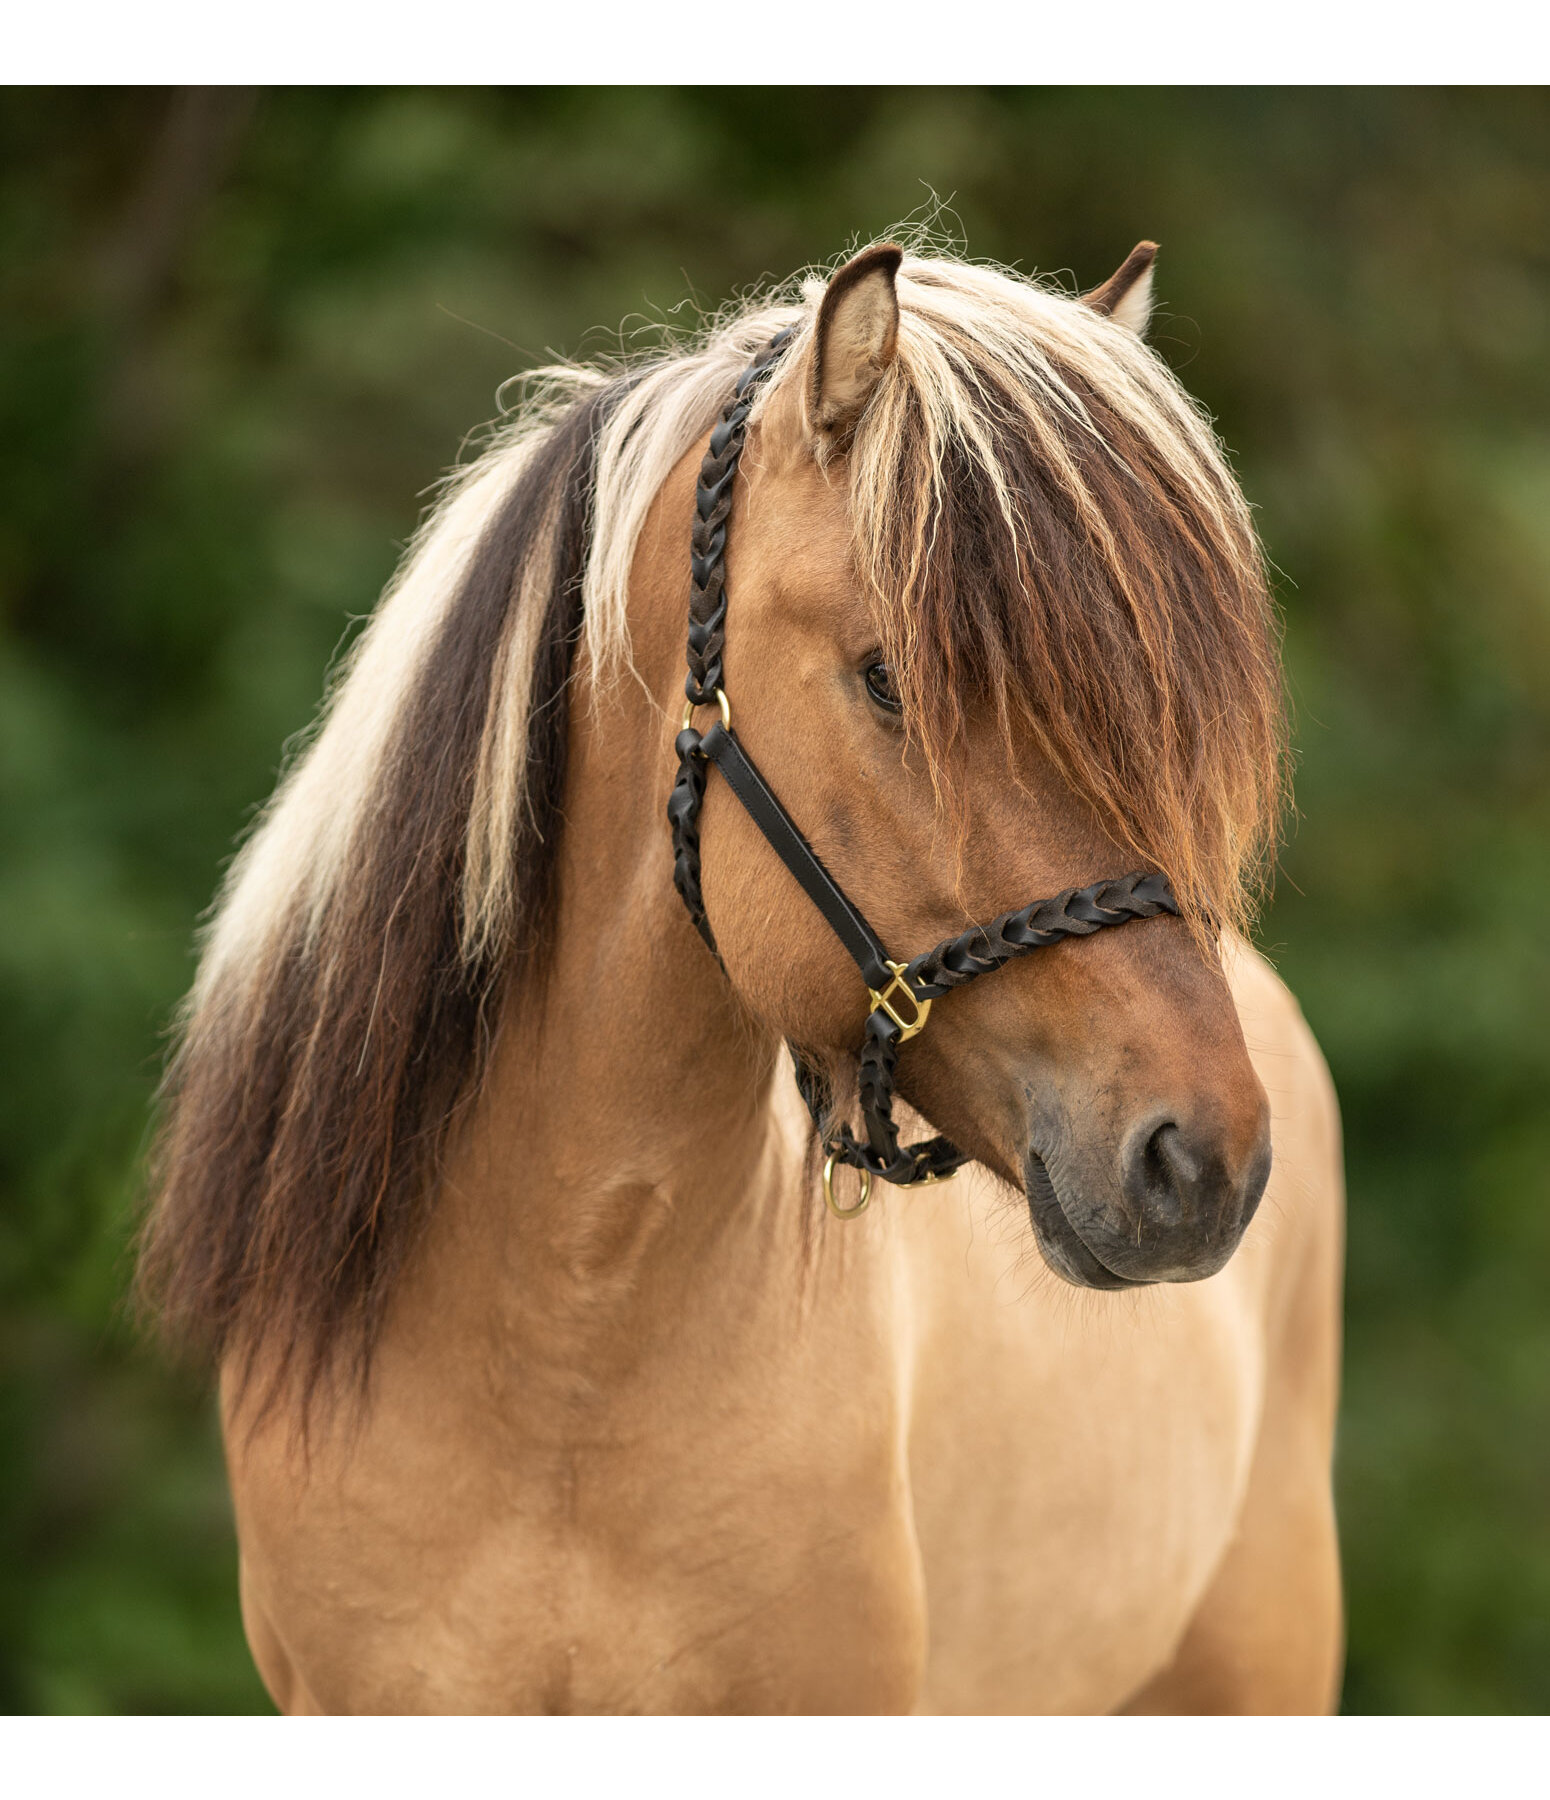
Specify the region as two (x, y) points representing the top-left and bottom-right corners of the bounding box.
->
(666, 330), (1180, 1208)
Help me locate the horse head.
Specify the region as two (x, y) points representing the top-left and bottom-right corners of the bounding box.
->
(673, 245), (1280, 1286)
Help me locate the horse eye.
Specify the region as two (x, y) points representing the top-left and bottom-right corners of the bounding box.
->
(864, 661), (902, 714)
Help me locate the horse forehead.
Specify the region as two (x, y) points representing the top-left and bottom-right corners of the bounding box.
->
(736, 454), (859, 611)
(742, 426), (852, 545)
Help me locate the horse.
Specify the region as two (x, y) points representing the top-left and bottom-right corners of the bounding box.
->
(139, 239), (1345, 1714)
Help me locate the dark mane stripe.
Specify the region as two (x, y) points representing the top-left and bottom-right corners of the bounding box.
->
(139, 376), (636, 1410)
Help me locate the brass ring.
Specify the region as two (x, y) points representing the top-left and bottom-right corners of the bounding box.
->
(680, 688), (732, 734)
(823, 1153), (872, 1220)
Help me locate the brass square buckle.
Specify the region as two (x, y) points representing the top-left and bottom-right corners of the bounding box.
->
(867, 960), (932, 1042)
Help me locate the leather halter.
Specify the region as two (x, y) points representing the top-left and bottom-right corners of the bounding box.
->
(667, 330), (1179, 1216)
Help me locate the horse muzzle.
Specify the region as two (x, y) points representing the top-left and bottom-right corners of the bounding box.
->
(1024, 1100), (1272, 1288)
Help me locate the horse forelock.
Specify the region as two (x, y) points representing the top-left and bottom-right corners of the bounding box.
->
(846, 254), (1288, 942)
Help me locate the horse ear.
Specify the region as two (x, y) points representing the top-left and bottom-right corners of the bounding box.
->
(808, 244), (902, 448)
(1084, 241), (1158, 337)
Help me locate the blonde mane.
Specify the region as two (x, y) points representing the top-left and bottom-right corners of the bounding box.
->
(142, 242), (1285, 1400)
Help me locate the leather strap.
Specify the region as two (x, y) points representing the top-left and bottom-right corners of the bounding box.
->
(700, 721), (893, 993)
(908, 871), (1179, 998)
(686, 328), (797, 705)
(668, 727), (718, 959)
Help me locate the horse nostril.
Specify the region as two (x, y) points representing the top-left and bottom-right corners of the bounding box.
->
(1119, 1108), (1272, 1252)
(1132, 1121), (1195, 1227)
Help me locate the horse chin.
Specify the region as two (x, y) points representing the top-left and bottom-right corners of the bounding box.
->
(1023, 1152), (1154, 1291)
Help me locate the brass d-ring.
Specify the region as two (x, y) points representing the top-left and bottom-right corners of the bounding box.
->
(680, 688), (732, 734)
(824, 1153), (872, 1220)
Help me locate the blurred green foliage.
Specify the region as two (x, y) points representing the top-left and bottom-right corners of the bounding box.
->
(1, 87), (1546, 1714)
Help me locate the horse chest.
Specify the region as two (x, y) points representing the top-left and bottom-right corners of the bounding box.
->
(908, 1254), (1266, 1713)
(468, 1515), (926, 1715)
(467, 1443), (929, 1711)
(236, 1367), (930, 1715)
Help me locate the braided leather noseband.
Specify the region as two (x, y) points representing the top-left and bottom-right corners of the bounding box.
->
(667, 330), (1179, 1216)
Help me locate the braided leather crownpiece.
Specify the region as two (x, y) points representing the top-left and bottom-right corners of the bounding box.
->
(670, 330), (1182, 1199)
(685, 328), (797, 705)
(668, 727), (717, 955)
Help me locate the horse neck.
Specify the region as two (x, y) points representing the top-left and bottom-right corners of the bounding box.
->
(419, 619), (807, 1369)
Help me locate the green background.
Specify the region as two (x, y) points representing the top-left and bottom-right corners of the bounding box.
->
(2, 87), (1546, 1714)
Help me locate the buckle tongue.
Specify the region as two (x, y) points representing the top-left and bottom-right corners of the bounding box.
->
(868, 960), (932, 1042)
